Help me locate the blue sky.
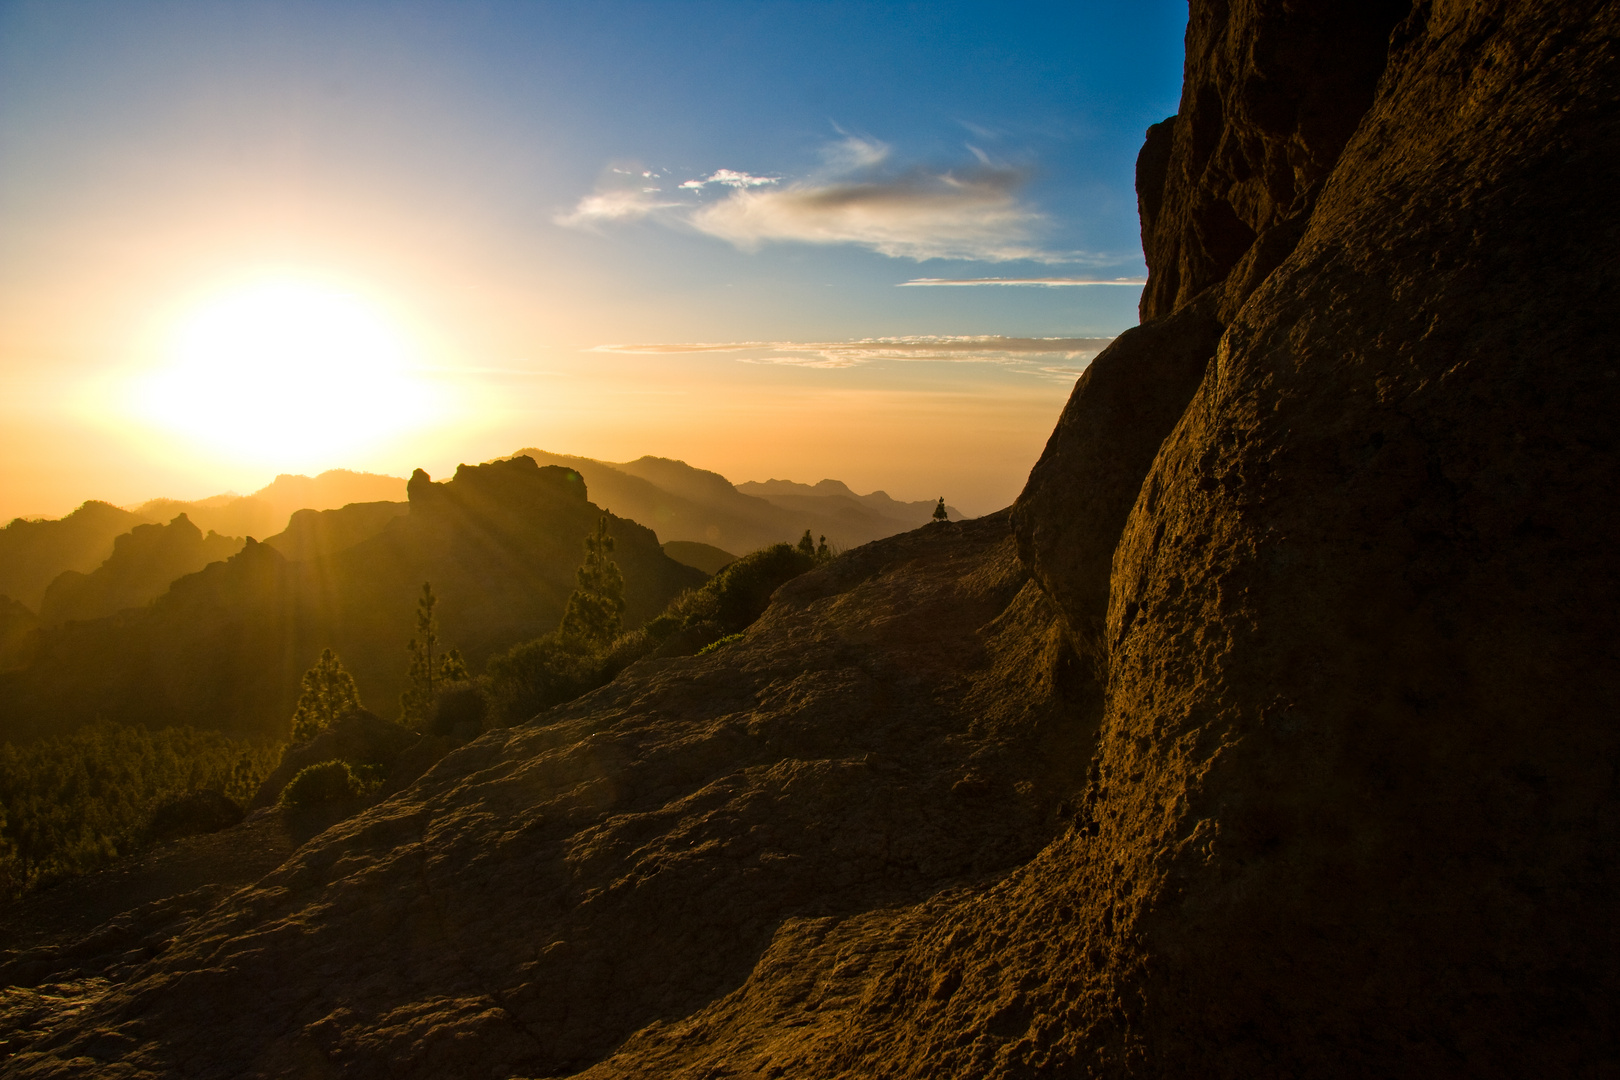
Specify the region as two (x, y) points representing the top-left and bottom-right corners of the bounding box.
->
(0, 0), (1187, 518)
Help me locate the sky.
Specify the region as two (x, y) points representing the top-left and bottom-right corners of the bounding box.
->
(0, 0), (1188, 521)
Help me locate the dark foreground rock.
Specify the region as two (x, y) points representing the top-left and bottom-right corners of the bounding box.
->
(4, 0), (1618, 1076)
(2, 515), (1094, 1077)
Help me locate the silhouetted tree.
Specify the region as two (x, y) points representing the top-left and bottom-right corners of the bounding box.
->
(797, 529), (817, 558)
(933, 497), (948, 523)
(558, 517), (625, 651)
(816, 534), (830, 562)
(401, 583), (465, 725)
(439, 647), (469, 683)
(289, 648), (362, 746)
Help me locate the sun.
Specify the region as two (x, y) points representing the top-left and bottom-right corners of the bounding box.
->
(136, 278), (437, 467)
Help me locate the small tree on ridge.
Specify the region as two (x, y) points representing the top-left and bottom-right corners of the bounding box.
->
(290, 648), (362, 745)
(558, 517), (625, 652)
(401, 582), (466, 726)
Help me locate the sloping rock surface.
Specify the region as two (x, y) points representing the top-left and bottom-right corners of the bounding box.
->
(3, 515), (1095, 1077)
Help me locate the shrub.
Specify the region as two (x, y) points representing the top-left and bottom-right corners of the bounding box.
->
(431, 680), (491, 739)
(696, 632), (745, 656)
(706, 543), (815, 631)
(483, 542), (818, 728)
(484, 633), (604, 727)
(280, 760), (367, 808)
(147, 789), (244, 843)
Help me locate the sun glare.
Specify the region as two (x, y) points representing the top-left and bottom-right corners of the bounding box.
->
(135, 279), (438, 467)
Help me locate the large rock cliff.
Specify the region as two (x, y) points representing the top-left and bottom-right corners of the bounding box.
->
(4, 1), (1616, 1075)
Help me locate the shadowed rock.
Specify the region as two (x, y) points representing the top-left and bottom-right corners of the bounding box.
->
(4, 1), (1617, 1076)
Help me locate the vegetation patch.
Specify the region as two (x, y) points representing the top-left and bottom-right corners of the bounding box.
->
(0, 722), (280, 900)
(481, 538), (822, 727)
(279, 760), (379, 808)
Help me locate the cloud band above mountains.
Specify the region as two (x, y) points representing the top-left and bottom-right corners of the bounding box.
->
(590, 334), (1114, 376)
(556, 137), (1097, 264)
(687, 166), (1044, 262)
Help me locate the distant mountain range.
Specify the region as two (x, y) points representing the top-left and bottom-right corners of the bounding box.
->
(0, 470), (404, 612)
(511, 449), (959, 556)
(128, 469), (406, 540)
(0, 452), (958, 739)
(39, 514), (241, 627)
(0, 457), (700, 742)
(0, 459), (951, 621)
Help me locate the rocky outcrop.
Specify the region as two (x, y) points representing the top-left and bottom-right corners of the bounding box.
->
(38, 514), (242, 626)
(1005, 0), (1620, 1073)
(262, 502), (407, 563)
(1011, 290), (1222, 664)
(1136, 0), (1412, 321)
(0, 501), (144, 612)
(4, 0), (1616, 1075)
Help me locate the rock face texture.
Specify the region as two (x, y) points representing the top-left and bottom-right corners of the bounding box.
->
(4, 0), (1617, 1076)
(1008, 0), (1620, 1072)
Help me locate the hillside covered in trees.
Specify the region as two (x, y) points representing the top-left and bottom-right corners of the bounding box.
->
(0, 457), (703, 743)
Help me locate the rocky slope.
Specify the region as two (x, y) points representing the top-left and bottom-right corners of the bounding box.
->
(3, 0), (1616, 1075)
(2, 515), (1091, 1076)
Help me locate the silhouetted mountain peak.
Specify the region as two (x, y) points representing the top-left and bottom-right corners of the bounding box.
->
(409, 457), (588, 524)
(36, 513), (244, 626)
(615, 456), (740, 504)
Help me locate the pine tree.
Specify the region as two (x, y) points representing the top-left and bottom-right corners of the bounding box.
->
(290, 648), (362, 745)
(933, 497), (948, 523)
(797, 529), (817, 558)
(401, 582), (457, 725)
(558, 517), (625, 652)
(816, 535), (830, 563)
(440, 647), (469, 683)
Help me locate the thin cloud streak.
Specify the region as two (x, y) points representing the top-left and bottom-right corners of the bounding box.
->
(900, 276), (1146, 287)
(591, 335), (1113, 374)
(554, 187), (681, 227)
(679, 169), (779, 190)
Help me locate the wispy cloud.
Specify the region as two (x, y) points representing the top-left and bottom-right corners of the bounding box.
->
(590, 335), (1113, 375)
(900, 276), (1146, 287)
(679, 169), (779, 190)
(556, 136), (1088, 263)
(820, 133), (890, 172)
(689, 166), (1047, 262)
(554, 186), (681, 227)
